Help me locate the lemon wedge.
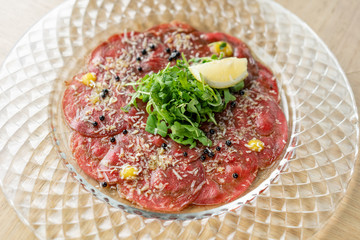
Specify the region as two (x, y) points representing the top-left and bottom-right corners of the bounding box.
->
(189, 57), (248, 89)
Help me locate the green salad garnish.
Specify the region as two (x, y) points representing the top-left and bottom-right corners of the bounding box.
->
(124, 55), (244, 148)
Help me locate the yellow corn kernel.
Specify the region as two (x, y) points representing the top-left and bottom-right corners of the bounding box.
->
(209, 41), (233, 57)
(246, 138), (265, 152)
(120, 165), (139, 179)
(80, 72), (97, 87)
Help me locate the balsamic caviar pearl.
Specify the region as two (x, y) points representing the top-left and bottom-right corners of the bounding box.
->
(209, 129), (215, 134)
(110, 137), (116, 143)
(136, 56), (141, 61)
(137, 67), (143, 72)
(92, 121), (98, 127)
(166, 48), (171, 53)
(233, 173), (239, 179)
(122, 129), (128, 134)
(101, 182), (108, 187)
(115, 75), (120, 81)
(226, 140), (232, 146)
(239, 90), (245, 95)
(230, 101), (236, 108)
(216, 146), (221, 151)
(203, 149), (209, 154)
(175, 51), (181, 57)
(208, 151), (215, 158)
(141, 49), (147, 55)
(99, 115), (105, 121)
(161, 143), (167, 149)
(183, 152), (188, 157)
(200, 155), (206, 161)
(150, 44), (155, 50)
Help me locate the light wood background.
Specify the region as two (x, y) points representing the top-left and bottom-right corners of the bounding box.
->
(0, 0), (359, 239)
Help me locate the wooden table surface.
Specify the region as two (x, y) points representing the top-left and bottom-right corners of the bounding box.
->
(0, 0), (359, 239)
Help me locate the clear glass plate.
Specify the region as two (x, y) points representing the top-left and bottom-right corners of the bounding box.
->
(0, 0), (358, 239)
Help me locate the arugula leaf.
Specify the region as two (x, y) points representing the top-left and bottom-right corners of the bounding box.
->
(124, 55), (243, 148)
(224, 88), (236, 105)
(230, 81), (245, 92)
(145, 114), (157, 134)
(157, 121), (168, 137)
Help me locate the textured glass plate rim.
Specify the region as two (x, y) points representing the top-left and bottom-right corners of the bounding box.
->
(0, 0), (357, 238)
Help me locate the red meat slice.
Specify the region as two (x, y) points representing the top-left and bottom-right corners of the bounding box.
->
(70, 124), (205, 211)
(148, 22), (212, 59)
(193, 150), (258, 205)
(88, 31), (167, 77)
(101, 130), (205, 211)
(62, 74), (136, 137)
(117, 160), (205, 212)
(202, 90), (287, 169)
(147, 21), (197, 36)
(62, 31), (167, 137)
(70, 132), (112, 182)
(231, 91), (288, 168)
(250, 62), (279, 102)
(194, 90), (287, 205)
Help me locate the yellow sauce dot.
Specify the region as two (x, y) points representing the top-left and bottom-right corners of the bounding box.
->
(80, 72), (97, 87)
(208, 41), (233, 57)
(246, 139), (265, 152)
(89, 94), (99, 104)
(120, 165), (139, 179)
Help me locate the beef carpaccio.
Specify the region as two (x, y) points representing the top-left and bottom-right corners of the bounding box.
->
(62, 22), (288, 212)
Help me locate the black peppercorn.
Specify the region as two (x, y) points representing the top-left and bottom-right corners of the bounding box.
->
(136, 56), (141, 61)
(230, 101), (236, 108)
(166, 48), (171, 53)
(233, 173), (239, 179)
(150, 44), (155, 50)
(168, 51), (180, 61)
(183, 152), (188, 157)
(138, 67), (143, 72)
(208, 151), (215, 158)
(209, 129), (215, 134)
(239, 90), (245, 96)
(216, 146), (221, 151)
(110, 137), (116, 143)
(122, 129), (128, 134)
(203, 149), (209, 154)
(161, 143), (167, 149)
(200, 155), (206, 161)
(141, 49), (147, 55)
(92, 121), (98, 127)
(226, 140), (232, 146)
(99, 115), (105, 121)
(101, 182), (108, 187)
(115, 75), (120, 81)
(101, 89), (109, 98)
